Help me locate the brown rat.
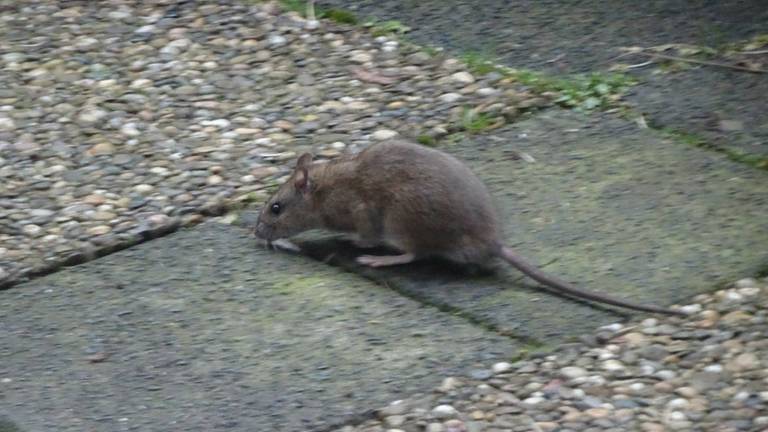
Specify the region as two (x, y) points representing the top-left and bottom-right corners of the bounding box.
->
(255, 140), (685, 316)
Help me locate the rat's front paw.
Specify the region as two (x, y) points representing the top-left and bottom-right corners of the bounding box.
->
(270, 238), (301, 252)
(356, 253), (415, 267)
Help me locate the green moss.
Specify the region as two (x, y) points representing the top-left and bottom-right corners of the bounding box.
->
(268, 1), (358, 24)
(416, 134), (437, 146)
(460, 107), (502, 133)
(274, 0), (305, 14)
(461, 51), (499, 75)
(366, 19), (411, 37)
(323, 8), (358, 24)
(512, 70), (636, 111)
(660, 128), (768, 170)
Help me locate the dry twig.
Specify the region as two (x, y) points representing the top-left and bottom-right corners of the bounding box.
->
(634, 50), (767, 74)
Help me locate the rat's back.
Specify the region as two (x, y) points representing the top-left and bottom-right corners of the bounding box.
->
(354, 140), (501, 260)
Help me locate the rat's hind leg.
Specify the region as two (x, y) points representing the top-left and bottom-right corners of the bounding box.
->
(356, 253), (416, 267)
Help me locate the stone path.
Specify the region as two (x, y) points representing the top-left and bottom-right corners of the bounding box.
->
(320, 0), (768, 159)
(0, 222), (517, 431)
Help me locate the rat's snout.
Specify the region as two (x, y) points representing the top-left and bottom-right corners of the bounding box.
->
(254, 221), (269, 240)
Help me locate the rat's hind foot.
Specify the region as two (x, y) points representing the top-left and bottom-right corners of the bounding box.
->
(356, 253), (416, 267)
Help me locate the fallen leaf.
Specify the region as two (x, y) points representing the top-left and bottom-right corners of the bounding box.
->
(352, 67), (397, 85)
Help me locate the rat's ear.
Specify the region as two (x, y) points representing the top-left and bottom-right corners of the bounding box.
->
(296, 152), (313, 169)
(293, 153), (313, 193)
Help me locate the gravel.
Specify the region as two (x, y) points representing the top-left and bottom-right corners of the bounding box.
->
(0, 0), (548, 286)
(333, 277), (768, 432)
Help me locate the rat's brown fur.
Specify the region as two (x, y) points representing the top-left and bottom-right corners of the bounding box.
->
(255, 140), (684, 316)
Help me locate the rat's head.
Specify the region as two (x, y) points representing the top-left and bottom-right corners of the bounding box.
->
(255, 153), (317, 241)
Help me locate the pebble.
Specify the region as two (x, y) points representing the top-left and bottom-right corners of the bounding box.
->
(438, 93), (462, 103)
(87, 142), (116, 156)
(560, 366), (588, 379)
(337, 279), (767, 431)
(133, 184), (154, 194)
(492, 362), (512, 374)
(431, 405), (458, 419)
(0, 116), (15, 131)
(451, 71), (475, 84)
(372, 129), (399, 140)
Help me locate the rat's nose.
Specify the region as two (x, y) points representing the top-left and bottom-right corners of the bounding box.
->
(254, 222), (269, 239)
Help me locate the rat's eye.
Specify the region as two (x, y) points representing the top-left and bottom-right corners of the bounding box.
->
(270, 202), (281, 215)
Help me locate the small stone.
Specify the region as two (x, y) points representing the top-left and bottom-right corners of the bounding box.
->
(492, 362), (512, 374)
(678, 304), (702, 314)
(438, 93), (462, 103)
(431, 405), (458, 419)
(120, 123), (140, 137)
(718, 119), (743, 132)
(675, 386), (698, 398)
(468, 369), (492, 380)
(734, 277), (757, 288)
(640, 344), (668, 361)
(87, 225), (112, 236)
(469, 410), (484, 420)
(690, 370), (722, 391)
(29, 209), (55, 218)
(443, 419), (465, 432)
(350, 51), (373, 63)
(130, 78), (153, 89)
(725, 352), (760, 372)
(207, 175), (224, 185)
(133, 184), (154, 194)
(268, 34), (287, 46)
(201, 119), (231, 129)
(77, 107), (108, 126)
(451, 71), (475, 84)
(379, 400), (408, 417)
(621, 332), (647, 346)
(522, 396), (544, 406)
(641, 422), (665, 432)
(384, 415), (405, 427)
(667, 398), (689, 410)
(13, 134), (39, 151)
(91, 211), (117, 221)
(476, 87), (498, 96)
(83, 194), (106, 205)
(602, 359), (625, 371)
(273, 120), (294, 131)
(0, 116), (15, 131)
(655, 369), (676, 380)
(426, 423), (444, 432)
(87, 142), (115, 156)
(534, 422), (558, 432)
(585, 408), (611, 418)
(372, 129), (398, 140)
(561, 366), (588, 379)
(22, 224), (43, 237)
(147, 214), (171, 226)
(438, 377), (461, 392)
(720, 310), (752, 324)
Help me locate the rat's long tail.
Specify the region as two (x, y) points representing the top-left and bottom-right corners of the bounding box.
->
(500, 246), (685, 316)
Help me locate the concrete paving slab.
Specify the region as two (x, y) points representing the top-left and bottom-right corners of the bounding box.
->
(295, 109), (768, 341)
(321, 0), (768, 159)
(0, 222), (517, 432)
